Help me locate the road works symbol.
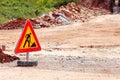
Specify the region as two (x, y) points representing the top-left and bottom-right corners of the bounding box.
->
(15, 20), (41, 54)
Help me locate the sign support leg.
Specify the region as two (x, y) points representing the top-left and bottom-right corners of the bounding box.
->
(26, 52), (29, 62)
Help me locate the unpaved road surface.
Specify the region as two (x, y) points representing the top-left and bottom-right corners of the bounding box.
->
(0, 15), (120, 80)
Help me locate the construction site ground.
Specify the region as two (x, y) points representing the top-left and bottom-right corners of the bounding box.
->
(0, 14), (120, 80)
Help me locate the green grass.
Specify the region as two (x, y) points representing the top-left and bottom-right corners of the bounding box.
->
(0, 0), (77, 25)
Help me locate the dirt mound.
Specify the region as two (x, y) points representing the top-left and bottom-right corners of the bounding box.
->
(36, 2), (110, 27)
(0, 2), (110, 29)
(78, 0), (109, 9)
(0, 48), (20, 63)
(0, 18), (39, 30)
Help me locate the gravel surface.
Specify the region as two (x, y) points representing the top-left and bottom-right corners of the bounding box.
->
(0, 14), (120, 80)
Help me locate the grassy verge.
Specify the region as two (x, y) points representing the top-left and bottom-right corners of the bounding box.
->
(0, 0), (77, 25)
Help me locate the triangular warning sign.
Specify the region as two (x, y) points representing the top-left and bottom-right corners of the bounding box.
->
(15, 20), (41, 54)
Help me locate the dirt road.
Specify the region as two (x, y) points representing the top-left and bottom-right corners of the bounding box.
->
(0, 14), (120, 80)
(0, 68), (119, 80)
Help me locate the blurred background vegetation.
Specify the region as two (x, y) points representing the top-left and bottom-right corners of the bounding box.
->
(0, 0), (77, 24)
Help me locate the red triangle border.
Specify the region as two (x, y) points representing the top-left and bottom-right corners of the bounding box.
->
(15, 20), (41, 54)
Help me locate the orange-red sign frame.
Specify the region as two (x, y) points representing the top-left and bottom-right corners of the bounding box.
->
(15, 20), (41, 54)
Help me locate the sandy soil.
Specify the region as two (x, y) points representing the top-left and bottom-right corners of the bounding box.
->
(0, 14), (120, 80)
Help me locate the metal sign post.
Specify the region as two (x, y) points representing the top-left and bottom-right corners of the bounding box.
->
(17, 52), (38, 66)
(26, 52), (29, 62)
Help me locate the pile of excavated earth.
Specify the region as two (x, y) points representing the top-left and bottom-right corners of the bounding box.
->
(0, 48), (20, 63)
(0, 18), (39, 30)
(0, 2), (110, 30)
